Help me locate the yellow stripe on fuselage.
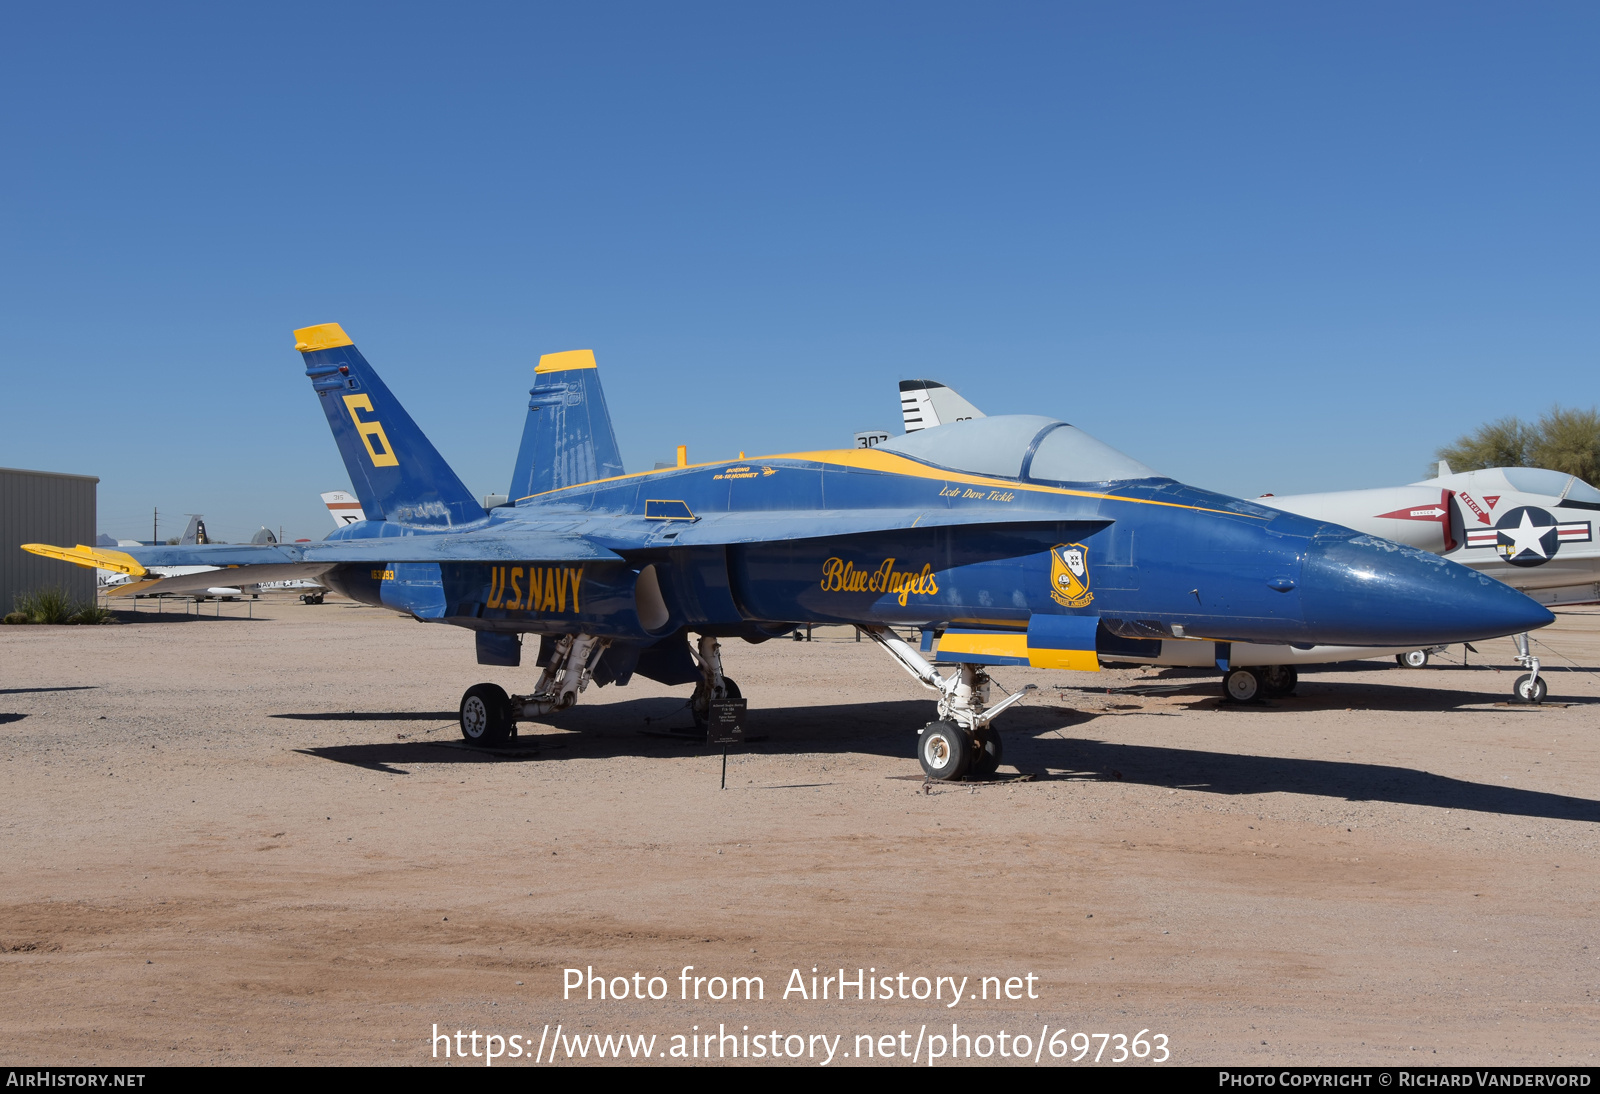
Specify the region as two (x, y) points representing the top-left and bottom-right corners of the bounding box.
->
(517, 446), (1261, 519)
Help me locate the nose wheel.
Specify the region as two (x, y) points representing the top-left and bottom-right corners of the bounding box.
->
(915, 723), (1004, 781)
(918, 721), (970, 780)
(1511, 633), (1547, 704)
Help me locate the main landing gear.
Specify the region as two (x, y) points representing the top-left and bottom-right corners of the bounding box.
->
(457, 633), (612, 745)
(456, 631), (745, 746)
(1220, 665), (1298, 703)
(860, 626), (1033, 781)
(688, 634), (739, 730)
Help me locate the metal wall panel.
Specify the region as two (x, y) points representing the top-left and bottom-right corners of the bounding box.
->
(0, 467), (99, 612)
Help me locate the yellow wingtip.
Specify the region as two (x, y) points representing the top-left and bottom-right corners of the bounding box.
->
(293, 323), (354, 352)
(21, 543), (147, 577)
(535, 349), (597, 374)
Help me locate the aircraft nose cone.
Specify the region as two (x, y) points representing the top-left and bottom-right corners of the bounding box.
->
(1299, 534), (1554, 646)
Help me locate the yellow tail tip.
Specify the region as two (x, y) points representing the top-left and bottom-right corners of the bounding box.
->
(535, 349), (597, 374)
(293, 323), (353, 352)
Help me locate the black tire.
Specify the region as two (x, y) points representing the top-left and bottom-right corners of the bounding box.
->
(1513, 674), (1547, 704)
(1260, 665), (1298, 697)
(690, 677), (741, 729)
(1222, 668), (1262, 703)
(969, 729), (1004, 779)
(460, 683), (513, 745)
(917, 720), (971, 781)
(1398, 650), (1430, 669)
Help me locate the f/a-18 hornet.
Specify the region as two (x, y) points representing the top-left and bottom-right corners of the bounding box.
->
(26, 325), (1554, 780)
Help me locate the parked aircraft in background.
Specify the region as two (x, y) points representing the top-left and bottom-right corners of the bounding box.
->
(899, 379), (984, 433)
(95, 516), (247, 598)
(322, 490), (365, 528)
(93, 516), (325, 601)
(1262, 462), (1600, 609)
(880, 381), (1585, 703)
(1256, 462), (1600, 701)
(26, 325), (1552, 781)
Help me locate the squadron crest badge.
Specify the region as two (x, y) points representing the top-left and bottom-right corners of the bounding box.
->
(1050, 543), (1094, 608)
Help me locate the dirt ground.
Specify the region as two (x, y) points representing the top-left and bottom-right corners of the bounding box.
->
(1, 596), (1596, 1067)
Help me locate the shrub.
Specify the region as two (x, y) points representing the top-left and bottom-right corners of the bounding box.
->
(3, 611), (28, 625)
(1438, 405), (1600, 482)
(70, 603), (116, 625)
(14, 586), (77, 625)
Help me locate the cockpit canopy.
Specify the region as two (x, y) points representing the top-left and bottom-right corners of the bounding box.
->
(878, 414), (1163, 484)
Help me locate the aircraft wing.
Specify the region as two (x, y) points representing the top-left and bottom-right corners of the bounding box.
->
(22, 533), (626, 598)
(26, 510), (1095, 598)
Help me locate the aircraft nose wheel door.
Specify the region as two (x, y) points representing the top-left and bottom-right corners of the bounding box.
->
(460, 683), (513, 745)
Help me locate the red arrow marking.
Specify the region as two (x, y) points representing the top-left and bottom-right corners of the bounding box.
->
(1457, 492), (1492, 525)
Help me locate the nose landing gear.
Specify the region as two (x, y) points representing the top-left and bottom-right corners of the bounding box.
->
(1511, 633), (1546, 703)
(862, 626), (1034, 781)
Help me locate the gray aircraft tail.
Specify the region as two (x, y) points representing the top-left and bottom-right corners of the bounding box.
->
(899, 379), (985, 433)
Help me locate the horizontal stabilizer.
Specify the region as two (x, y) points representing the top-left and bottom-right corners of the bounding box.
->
(105, 564), (334, 598)
(20, 544), (147, 575)
(30, 531), (624, 573)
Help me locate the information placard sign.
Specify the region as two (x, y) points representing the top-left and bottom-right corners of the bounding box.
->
(706, 698), (746, 747)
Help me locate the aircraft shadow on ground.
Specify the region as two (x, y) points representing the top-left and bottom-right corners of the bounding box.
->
(0, 686), (98, 695)
(287, 696), (1599, 821)
(0, 713), (25, 725)
(1006, 731), (1600, 823)
(274, 711), (461, 721)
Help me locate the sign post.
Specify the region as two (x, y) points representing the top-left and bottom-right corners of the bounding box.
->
(706, 698), (746, 789)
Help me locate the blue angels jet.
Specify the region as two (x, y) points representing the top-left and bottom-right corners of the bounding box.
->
(24, 324), (1555, 780)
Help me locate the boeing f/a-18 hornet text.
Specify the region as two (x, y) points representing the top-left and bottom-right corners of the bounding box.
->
(26, 325), (1555, 780)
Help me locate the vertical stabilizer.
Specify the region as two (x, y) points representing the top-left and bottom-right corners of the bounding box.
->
(508, 349), (625, 501)
(295, 324), (485, 527)
(321, 490), (366, 528)
(899, 379), (985, 433)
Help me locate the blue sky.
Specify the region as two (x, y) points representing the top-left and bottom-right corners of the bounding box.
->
(2, 3), (1595, 542)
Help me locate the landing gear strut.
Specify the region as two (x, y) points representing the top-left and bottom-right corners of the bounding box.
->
(1511, 632), (1547, 704)
(860, 626), (1034, 780)
(689, 633), (740, 729)
(457, 632), (611, 744)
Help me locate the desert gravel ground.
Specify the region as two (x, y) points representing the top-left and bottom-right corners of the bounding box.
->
(1, 597), (1596, 1067)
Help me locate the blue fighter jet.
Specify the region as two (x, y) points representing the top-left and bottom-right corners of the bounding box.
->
(26, 324), (1555, 780)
